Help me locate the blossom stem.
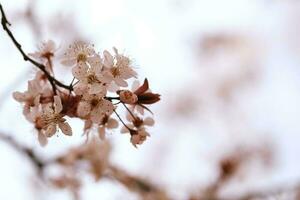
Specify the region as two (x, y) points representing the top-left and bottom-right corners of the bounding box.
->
(105, 96), (120, 101)
(113, 110), (131, 131)
(122, 102), (137, 120)
(0, 4), (72, 94)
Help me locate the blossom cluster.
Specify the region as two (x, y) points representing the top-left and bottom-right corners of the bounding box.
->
(13, 41), (160, 147)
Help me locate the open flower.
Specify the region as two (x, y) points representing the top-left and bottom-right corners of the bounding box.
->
(61, 41), (96, 66)
(118, 90), (138, 104)
(13, 79), (42, 119)
(130, 129), (150, 147)
(121, 114), (155, 132)
(13, 79), (42, 107)
(97, 115), (118, 140)
(102, 48), (137, 90)
(29, 40), (57, 61)
(40, 95), (72, 137)
(29, 40), (57, 72)
(77, 93), (114, 124)
(72, 59), (111, 95)
(121, 114), (154, 147)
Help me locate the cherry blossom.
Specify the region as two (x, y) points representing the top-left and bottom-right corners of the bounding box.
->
(12, 39), (160, 147)
(121, 114), (154, 147)
(29, 40), (57, 61)
(72, 59), (111, 95)
(102, 48), (137, 90)
(130, 129), (150, 147)
(77, 93), (114, 124)
(61, 41), (96, 67)
(40, 95), (72, 137)
(118, 90), (138, 104)
(97, 115), (118, 140)
(13, 79), (42, 107)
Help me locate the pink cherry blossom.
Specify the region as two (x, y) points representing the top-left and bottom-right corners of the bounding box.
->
(61, 41), (96, 66)
(102, 48), (137, 90)
(41, 95), (72, 137)
(77, 93), (114, 124)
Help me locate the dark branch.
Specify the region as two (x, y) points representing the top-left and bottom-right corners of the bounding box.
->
(0, 132), (45, 174)
(0, 4), (72, 94)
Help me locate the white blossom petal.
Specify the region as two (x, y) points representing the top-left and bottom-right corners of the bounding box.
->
(144, 117), (155, 126)
(89, 83), (105, 95)
(121, 126), (129, 133)
(38, 131), (48, 147)
(103, 50), (114, 68)
(114, 78), (128, 87)
(107, 118), (118, 129)
(12, 92), (27, 102)
(61, 58), (76, 66)
(98, 126), (106, 140)
(45, 124), (57, 137)
(98, 99), (114, 116)
(77, 101), (92, 117)
(74, 82), (88, 95)
(59, 122), (72, 136)
(54, 95), (63, 113)
(90, 107), (105, 124)
(72, 62), (89, 79)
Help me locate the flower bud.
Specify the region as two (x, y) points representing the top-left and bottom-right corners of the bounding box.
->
(119, 90), (138, 104)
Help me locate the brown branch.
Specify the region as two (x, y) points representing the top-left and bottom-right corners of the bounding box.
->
(224, 183), (300, 200)
(0, 3), (72, 94)
(107, 165), (170, 200)
(0, 132), (45, 174)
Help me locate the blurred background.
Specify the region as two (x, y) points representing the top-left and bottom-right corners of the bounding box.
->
(1, 0), (300, 199)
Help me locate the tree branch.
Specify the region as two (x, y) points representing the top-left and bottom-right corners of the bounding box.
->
(0, 3), (72, 94)
(0, 132), (45, 174)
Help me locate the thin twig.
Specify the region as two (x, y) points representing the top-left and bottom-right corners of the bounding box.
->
(0, 132), (45, 174)
(113, 110), (131, 131)
(122, 102), (137, 120)
(0, 4), (72, 94)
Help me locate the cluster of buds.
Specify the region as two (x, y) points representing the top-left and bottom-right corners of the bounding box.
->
(13, 40), (160, 147)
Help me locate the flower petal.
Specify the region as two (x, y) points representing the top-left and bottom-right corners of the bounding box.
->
(77, 101), (92, 117)
(89, 83), (105, 95)
(72, 62), (88, 79)
(54, 95), (63, 113)
(61, 58), (76, 66)
(38, 131), (48, 147)
(107, 118), (118, 129)
(74, 82), (88, 95)
(98, 99), (114, 116)
(103, 50), (114, 68)
(59, 122), (72, 136)
(45, 124), (57, 137)
(114, 78), (128, 87)
(12, 92), (27, 102)
(143, 117), (155, 126)
(98, 126), (106, 140)
(90, 107), (105, 124)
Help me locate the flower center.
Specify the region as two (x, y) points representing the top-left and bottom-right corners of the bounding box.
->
(87, 74), (99, 84)
(101, 115), (109, 125)
(42, 113), (64, 126)
(90, 98), (100, 107)
(111, 67), (120, 77)
(133, 117), (143, 128)
(77, 53), (87, 62)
